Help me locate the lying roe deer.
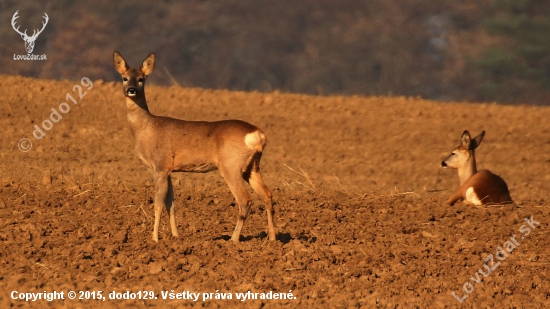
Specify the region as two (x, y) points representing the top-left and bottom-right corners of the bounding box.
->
(113, 51), (275, 242)
(441, 130), (512, 206)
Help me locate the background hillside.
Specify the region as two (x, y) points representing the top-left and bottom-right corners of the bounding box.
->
(2, 0), (550, 104)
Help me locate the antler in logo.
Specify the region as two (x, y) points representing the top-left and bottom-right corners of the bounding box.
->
(11, 11), (49, 54)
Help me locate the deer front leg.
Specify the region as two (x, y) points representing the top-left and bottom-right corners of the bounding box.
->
(446, 189), (464, 206)
(152, 172), (170, 242)
(166, 175), (178, 237)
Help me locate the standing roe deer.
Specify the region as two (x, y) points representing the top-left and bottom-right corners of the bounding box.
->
(113, 51), (275, 242)
(441, 130), (512, 206)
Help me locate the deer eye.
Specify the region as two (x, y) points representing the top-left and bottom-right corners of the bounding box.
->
(138, 78), (144, 83)
(122, 77), (128, 82)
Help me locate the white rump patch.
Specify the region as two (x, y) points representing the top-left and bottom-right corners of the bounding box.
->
(244, 132), (260, 150)
(465, 187), (482, 205)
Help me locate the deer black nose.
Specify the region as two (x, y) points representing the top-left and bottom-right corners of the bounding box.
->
(127, 87), (138, 96)
(441, 161), (447, 168)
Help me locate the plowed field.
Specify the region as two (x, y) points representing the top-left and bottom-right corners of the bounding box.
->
(1, 75), (549, 308)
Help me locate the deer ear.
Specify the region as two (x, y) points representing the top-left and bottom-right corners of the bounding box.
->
(460, 130), (472, 149)
(141, 53), (155, 76)
(113, 51), (129, 74)
(471, 130), (485, 150)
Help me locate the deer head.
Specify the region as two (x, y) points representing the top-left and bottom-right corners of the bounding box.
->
(441, 130), (485, 185)
(11, 11), (49, 54)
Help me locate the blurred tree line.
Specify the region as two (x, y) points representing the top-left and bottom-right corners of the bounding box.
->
(1, 0), (549, 104)
(472, 0), (550, 103)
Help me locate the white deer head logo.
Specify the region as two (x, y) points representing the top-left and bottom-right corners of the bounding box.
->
(11, 11), (49, 54)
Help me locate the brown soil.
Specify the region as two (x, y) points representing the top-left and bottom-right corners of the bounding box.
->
(1, 75), (549, 308)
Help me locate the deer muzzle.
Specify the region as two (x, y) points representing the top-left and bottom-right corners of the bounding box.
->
(126, 87), (138, 97)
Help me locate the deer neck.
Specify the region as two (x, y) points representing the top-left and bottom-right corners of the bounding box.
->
(124, 95), (152, 135)
(458, 151), (477, 185)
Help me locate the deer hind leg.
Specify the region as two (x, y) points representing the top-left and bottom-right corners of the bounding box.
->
(245, 154), (275, 241)
(152, 172), (170, 242)
(166, 175), (179, 237)
(220, 165), (252, 242)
